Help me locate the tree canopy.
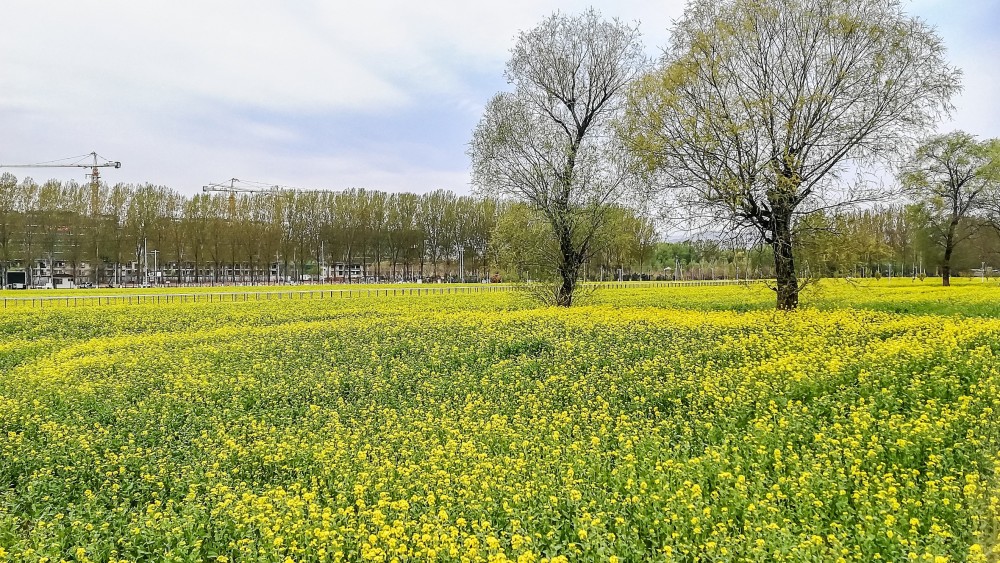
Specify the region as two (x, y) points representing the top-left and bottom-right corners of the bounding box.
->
(624, 0), (961, 309)
(470, 8), (647, 306)
(900, 131), (1000, 285)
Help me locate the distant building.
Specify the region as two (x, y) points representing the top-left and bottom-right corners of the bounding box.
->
(321, 262), (363, 282)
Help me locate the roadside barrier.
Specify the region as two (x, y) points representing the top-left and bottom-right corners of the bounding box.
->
(0, 279), (764, 308)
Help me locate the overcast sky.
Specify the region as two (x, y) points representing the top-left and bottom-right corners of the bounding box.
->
(1, 1), (997, 196)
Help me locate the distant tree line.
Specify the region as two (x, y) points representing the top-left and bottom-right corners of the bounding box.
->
(0, 173), (658, 287)
(654, 205), (1000, 281)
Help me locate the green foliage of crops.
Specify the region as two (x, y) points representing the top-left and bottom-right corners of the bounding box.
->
(0, 284), (998, 562)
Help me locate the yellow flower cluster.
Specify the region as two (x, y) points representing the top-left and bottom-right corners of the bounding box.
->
(0, 283), (997, 561)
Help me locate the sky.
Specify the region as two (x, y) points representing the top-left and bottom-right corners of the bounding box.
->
(1, 1), (997, 197)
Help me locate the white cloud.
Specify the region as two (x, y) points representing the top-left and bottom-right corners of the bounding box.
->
(1, 1), (412, 114)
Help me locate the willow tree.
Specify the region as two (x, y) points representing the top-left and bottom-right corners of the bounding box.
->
(900, 132), (999, 286)
(625, 0), (960, 309)
(469, 9), (647, 306)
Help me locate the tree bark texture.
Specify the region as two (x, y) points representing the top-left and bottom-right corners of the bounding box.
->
(556, 224), (582, 307)
(941, 218), (961, 287)
(941, 241), (953, 287)
(771, 208), (799, 311)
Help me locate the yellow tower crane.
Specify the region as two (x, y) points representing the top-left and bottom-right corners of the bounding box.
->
(0, 152), (122, 216)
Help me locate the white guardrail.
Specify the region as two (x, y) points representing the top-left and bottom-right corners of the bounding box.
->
(0, 279), (763, 309)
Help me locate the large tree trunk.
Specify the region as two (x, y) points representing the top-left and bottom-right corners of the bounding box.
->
(771, 209), (798, 311)
(942, 222), (957, 287)
(556, 225), (580, 307)
(557, 263), (578, 306)
(941, 245), (953, 287)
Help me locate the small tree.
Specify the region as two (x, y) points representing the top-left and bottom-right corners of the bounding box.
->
(470, 8), (647, 306)
(624, 0), (960, 309)
(901, 132), (999, 285)
(491, 203), (557, 284)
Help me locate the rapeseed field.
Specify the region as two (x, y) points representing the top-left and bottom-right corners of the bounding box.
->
(0, 283), (998, 562)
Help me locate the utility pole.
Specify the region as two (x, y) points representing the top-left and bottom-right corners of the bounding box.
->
(151, 250), (159, 287)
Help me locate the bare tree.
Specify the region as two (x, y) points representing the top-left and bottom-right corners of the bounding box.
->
(367, 190), (388, 281)
(0, 173), (19, 284)
(183, 195), (211, 284)
(625, 0), (960, 309)
(418, 189), (455, 278)
(62, 181), (90, 284)
(333, 189), (367, 283)
(386, 192), (421, 280)
(901, 132), (998, 285)
(470, 8), (647, 306)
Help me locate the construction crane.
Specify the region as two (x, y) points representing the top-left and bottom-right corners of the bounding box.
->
(202, 178), (283, 195)
(0, 152), (121, 216)
(202, 178), (284, 217)
(202, 178), (334, 216)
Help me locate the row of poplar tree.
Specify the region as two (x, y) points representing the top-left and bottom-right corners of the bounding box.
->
(0, 173), (658, 286)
